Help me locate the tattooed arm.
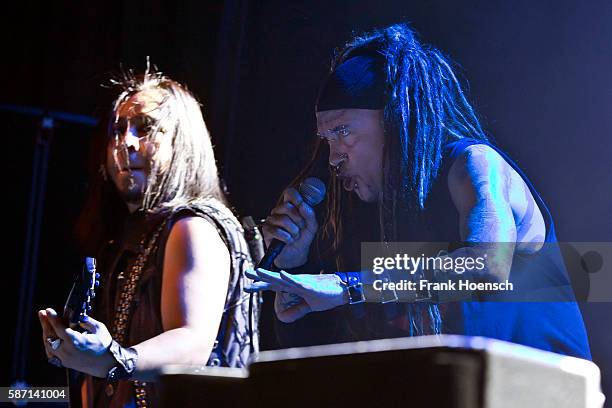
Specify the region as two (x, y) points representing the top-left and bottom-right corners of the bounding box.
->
(447, 144), (518, 282)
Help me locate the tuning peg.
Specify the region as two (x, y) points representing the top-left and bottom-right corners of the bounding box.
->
(87, 305), (92, 311)
(95, 273), (100, 279)
(90, 291), (96, 298)
(95, 280), (100, 287)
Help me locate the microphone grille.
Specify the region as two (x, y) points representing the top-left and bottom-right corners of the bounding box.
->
(299, 177), (326, 207)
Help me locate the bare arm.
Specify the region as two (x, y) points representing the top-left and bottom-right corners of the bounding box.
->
(39, 216), (231, 381)
(447, 144), (517, 281)
(129, 216), (231, 380)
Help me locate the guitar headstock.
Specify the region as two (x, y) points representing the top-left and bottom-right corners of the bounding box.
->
(63, 257), (99, 330)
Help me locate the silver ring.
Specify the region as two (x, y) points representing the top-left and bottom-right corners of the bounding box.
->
(47, 337), (62, 351)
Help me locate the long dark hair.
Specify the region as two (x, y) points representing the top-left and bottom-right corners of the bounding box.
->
(293, 23), (489, 335)
(75, 68), (227, 253)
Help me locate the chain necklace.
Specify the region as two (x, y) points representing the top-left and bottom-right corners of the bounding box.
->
(108, 218), (167, 407)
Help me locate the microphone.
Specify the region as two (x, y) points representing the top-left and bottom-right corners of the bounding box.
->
(257, 177), (326, 270)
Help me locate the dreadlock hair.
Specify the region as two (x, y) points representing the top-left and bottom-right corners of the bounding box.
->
(333, 23), (488, 240)
(292, 23), (489, 335)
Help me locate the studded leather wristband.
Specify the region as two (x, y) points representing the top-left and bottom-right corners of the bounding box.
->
(335, 272), (366, 304)
(106, 340), (138, 382)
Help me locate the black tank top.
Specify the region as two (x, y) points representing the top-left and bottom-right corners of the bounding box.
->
(432, 139), (591, 360)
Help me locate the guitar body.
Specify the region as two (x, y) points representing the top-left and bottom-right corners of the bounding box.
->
(63, 257), (98, 407)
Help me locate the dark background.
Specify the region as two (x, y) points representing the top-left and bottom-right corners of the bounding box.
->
(2, 0), (611, 403)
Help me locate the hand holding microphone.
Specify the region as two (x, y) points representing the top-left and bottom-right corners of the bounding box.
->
(260, 177), (325, 270)
(251, 178), (350, 323)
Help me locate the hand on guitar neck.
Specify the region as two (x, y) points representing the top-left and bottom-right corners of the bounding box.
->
(37, 257), (116, 378)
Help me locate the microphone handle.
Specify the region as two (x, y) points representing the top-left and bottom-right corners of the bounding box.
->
(257, 239), (285, 270)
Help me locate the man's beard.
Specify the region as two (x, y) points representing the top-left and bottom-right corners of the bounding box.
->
(117, 171), (146, 207)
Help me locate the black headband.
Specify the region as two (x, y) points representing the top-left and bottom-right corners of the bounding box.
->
(316, 53), (386, 112)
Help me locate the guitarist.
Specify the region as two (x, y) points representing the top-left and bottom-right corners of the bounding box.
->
(38, 70), (258, 407)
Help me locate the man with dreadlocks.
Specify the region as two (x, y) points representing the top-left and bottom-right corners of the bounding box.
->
(38, 70), (258, 407)
(247, 23), (590, 359)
